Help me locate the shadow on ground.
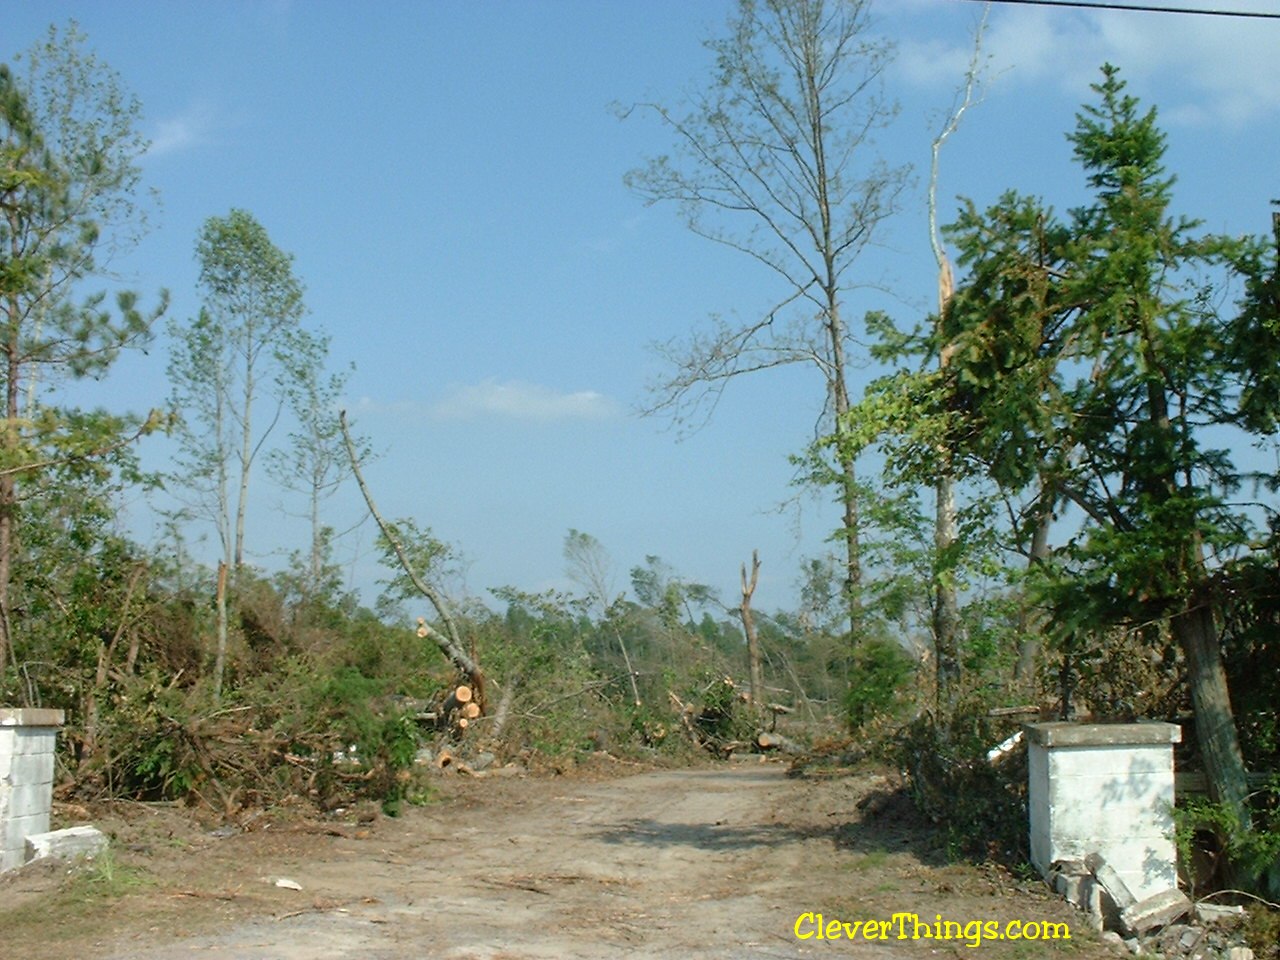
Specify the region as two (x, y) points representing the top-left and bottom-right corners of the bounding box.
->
(591, 775), (948, 867)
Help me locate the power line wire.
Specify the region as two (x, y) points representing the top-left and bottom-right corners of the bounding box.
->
(957, 0), (1280, 18)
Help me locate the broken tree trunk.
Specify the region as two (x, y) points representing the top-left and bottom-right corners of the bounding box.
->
(439, 684), (477, 725)
(740, 550), (764, 712)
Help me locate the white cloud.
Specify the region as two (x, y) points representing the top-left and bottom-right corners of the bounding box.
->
(426, 379), (621, 423)
(144, 102), (217, 158)
(896, 2), (1280, 129)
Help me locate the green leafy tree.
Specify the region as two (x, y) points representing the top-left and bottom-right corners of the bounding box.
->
(0, 24), (166, 685)
(167, 209), (305, 698)
(936, 65), (1260, 826)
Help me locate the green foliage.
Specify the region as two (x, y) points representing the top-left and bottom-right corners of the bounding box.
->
(1, 23), (167, 684)
(376, 518), (455, 607)
(890, 697), (1030, 865)
(483, 587), (620, 756)
(843, 637), (914, 731)
(1175, 790), (1280, 899)
(939, 65), (1255, 627)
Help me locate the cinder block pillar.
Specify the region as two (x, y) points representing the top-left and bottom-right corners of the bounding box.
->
(1026, 722), (1181, 900)
(0, 708), (65, 872)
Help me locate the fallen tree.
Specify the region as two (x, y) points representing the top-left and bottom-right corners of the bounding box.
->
(341, 411), (487, 707)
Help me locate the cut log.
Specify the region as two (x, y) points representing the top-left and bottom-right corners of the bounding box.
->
(756, 731), (804, 754)
(457, 717), (469, 730)
(435, 748), (455, 770)
(461, 701), (481, 720)
(440, 684), (476, 723)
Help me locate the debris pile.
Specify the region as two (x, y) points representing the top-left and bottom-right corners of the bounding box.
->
(1046, 854), (1253, 959)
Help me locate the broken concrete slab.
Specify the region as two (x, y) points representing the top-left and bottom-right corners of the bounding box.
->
(1193, 901), (1245, 925)
(1086, 851), (1138, 911)
(24, 825), (107, 864)
(1118, 887), (1190, 937)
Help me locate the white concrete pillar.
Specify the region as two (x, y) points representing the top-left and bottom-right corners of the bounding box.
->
(1026, 721), (1181, 900)
(0, 708), (65, 872)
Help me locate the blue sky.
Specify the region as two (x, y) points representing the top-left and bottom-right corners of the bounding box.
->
(7, 0), (1279, 615)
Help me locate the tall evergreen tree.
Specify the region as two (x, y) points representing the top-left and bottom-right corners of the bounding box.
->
(939, 65), (1255, 824)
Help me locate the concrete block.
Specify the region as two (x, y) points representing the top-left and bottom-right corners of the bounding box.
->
(1087, 852), (1137, 910)
(25, 825), (108, 863)
(0, 708), (63, 875)
(4, 781), (52, 819)
(7, 752), (55, 786)
(3, 812), (50, 846)
(1028, 723), (1180, 901)
(1193, 902), (1245, 925)
(0, 708), (65, 728)
(7, 728), (59, 756)
(1086, 879), (1106, 932)
(1118, 888), (1190, 937)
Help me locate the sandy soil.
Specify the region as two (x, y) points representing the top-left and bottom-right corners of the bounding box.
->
(3, 759), (1114, 959)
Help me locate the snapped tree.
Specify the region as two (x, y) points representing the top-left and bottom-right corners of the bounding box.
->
(622, 0), (908, 633)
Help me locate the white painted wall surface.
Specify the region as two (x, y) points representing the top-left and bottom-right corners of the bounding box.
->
(1027, 722), (1181, 901)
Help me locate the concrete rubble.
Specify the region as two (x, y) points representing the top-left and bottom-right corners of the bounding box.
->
(1046, 854), (1255, 960)
(23, 824), (107, 864)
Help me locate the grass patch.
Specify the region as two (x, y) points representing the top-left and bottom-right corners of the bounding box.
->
(62, 846), (154, 902)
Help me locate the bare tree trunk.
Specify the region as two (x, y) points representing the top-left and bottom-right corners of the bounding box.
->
(487, 675), (520, 744)
(213, 560), (228, 702)
(933, 474), (961, 701)
(740, 550), (763, 710)
(927, 6), (987, 705)
(1139, 318), (1249, 835)
(0, 218), (21, 687)
(614, 624), (642, 708)
(234, 350), (254, 570)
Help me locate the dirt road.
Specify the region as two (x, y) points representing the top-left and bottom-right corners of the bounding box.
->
(5, 761), (1107, 959)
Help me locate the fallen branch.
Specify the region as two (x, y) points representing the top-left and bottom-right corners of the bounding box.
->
(341, 411), (485, 699)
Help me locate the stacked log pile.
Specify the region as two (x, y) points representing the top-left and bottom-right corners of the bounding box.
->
(439, 684), (479, 731)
